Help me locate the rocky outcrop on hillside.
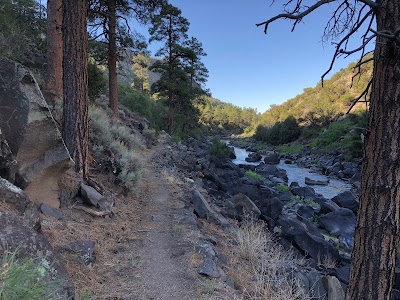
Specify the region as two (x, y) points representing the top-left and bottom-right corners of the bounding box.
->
(0, 59), (77, 298)
(0, 58), (74, 208)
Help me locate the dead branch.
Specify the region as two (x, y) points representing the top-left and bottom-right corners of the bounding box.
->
(73, 205), (112, 217)
(256, 0), (336, 34)
(347, 80), (372, 114)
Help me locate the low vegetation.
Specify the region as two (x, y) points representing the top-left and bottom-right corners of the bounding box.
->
(209, 137), (231, 159)
(254, 116), (302, 145)
(89, 105), (143, 193)
(245, 170), (265, 182)
(225, 219), (307, 300)
(0, 248), (55, 300)
(308, 110), (367, 160)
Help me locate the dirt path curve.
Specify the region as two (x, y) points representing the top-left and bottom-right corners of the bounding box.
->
(132, 144), (200, 300)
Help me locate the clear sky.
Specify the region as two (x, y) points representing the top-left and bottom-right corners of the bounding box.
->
(142, 1), (375, 114)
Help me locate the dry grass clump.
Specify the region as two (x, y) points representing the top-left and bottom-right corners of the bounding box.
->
(226, 219), (308, 300)
(89, 105), (144, 193)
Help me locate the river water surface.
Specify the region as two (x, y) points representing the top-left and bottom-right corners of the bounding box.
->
(230, 145), (352, 199)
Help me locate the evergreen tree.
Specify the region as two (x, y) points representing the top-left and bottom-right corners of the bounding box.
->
(149, 3), (208, 135)
(62, 0), (89, 178)
(132, 52), (151, 93)
(45, 0), (63, 106)
(88, 0), (161, 118)
(149, 3), (189, 134)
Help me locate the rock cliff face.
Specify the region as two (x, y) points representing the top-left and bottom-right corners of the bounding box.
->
(0, 58), (73, 208)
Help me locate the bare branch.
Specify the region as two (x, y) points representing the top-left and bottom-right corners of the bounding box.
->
(346, 79), (372, 114)
(339, 34), (376, 55)
(321, 8), (374, 84)
(370, 27), (400, 39)
(357, 0), (378, 9)
(256, 0), (336, 34)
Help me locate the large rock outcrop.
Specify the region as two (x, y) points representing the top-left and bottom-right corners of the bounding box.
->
(0, 58), (73, 207)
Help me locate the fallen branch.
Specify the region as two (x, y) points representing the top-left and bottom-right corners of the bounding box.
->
(73, 205), (112, 217)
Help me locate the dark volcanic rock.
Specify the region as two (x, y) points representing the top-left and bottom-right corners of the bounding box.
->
(258, 197), (283, 221)
(319, 208), (356, 237)
(0, 212), (75, 299)
(192, 189), (229, 226)
(0, 177), (31, 213)
(277, 215), (340, 263)
(245, 152), (262, 162)
(264, 153), (280, 165)
(305, 176), (329, 186)
(80, 183), (104, 206)
(224, 193), (261, 220)
(331, 191), (359, 214)
(62, 240), (95, 265)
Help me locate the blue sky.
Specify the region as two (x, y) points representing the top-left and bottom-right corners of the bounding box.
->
(141, 1), (375, 114)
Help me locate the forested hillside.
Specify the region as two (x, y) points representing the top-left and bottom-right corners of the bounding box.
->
(258, 59), (372, 128)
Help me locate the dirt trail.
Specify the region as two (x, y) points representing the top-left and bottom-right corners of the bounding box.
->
(41, 141), (203, 300)
(130, 144), (199, 300)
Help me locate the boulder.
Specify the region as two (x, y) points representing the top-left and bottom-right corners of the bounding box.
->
(331, 191), (359, 214)
(291, 186), (317, 199)
(305, 176), (329, 186)
(245, 152), (262, 162)
(0, 58), (73, 208)
(306, 271), (327, 299)
(319, 208), (356, 237)
(62, 240), (95, 265)
(0, 177), (30, 213)
(192, 189), (228, 226)
(319, 201), (341, 215)
(277, 215), (340, 263)
(40, 203), (63, 220)
(256, 165), (279, 177)
(322, 275), (345, 300)
(0, 212), (75, 299)
(80, 183), (104, 206)
(297, 205), (315, 219)
(258, 197), (283, 221)
(264, 153), (280, 165)
(225, 193), (261, 220)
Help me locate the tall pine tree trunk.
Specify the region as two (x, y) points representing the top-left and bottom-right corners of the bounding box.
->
(45, 0), (62, 105)
(108, 1), (119, 119)
(62, 0), (89, 179)
(346, 1), (400, 299)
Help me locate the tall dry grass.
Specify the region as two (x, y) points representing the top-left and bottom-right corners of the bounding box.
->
(225, 218), (309, 300)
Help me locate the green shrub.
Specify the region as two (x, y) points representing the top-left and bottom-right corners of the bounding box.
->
(254, 116), (302, 145)
(209, 138), (231, 159)
(245, 170), (265, 182)
(118, 84), (167, 131)
(276, 144), (304, 154)
(309, 110), (367, 160)
(89, 106), (143, 193)
(0, 248), (56, 300)
(0, 0), (46, 63)
(88, 58), (106, 101)
(276, 184), (289, 193)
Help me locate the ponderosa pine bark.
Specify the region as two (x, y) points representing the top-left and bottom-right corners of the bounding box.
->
(62, 0), (89, 179)
(107, 0), (119, 119)
(346, 1), (400, 299)
(45, 0), (62, 105)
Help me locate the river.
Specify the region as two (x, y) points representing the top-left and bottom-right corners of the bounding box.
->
(230, 145), (352, 199)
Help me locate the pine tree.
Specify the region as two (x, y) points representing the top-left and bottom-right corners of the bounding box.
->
(62, 0), (89, 178)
